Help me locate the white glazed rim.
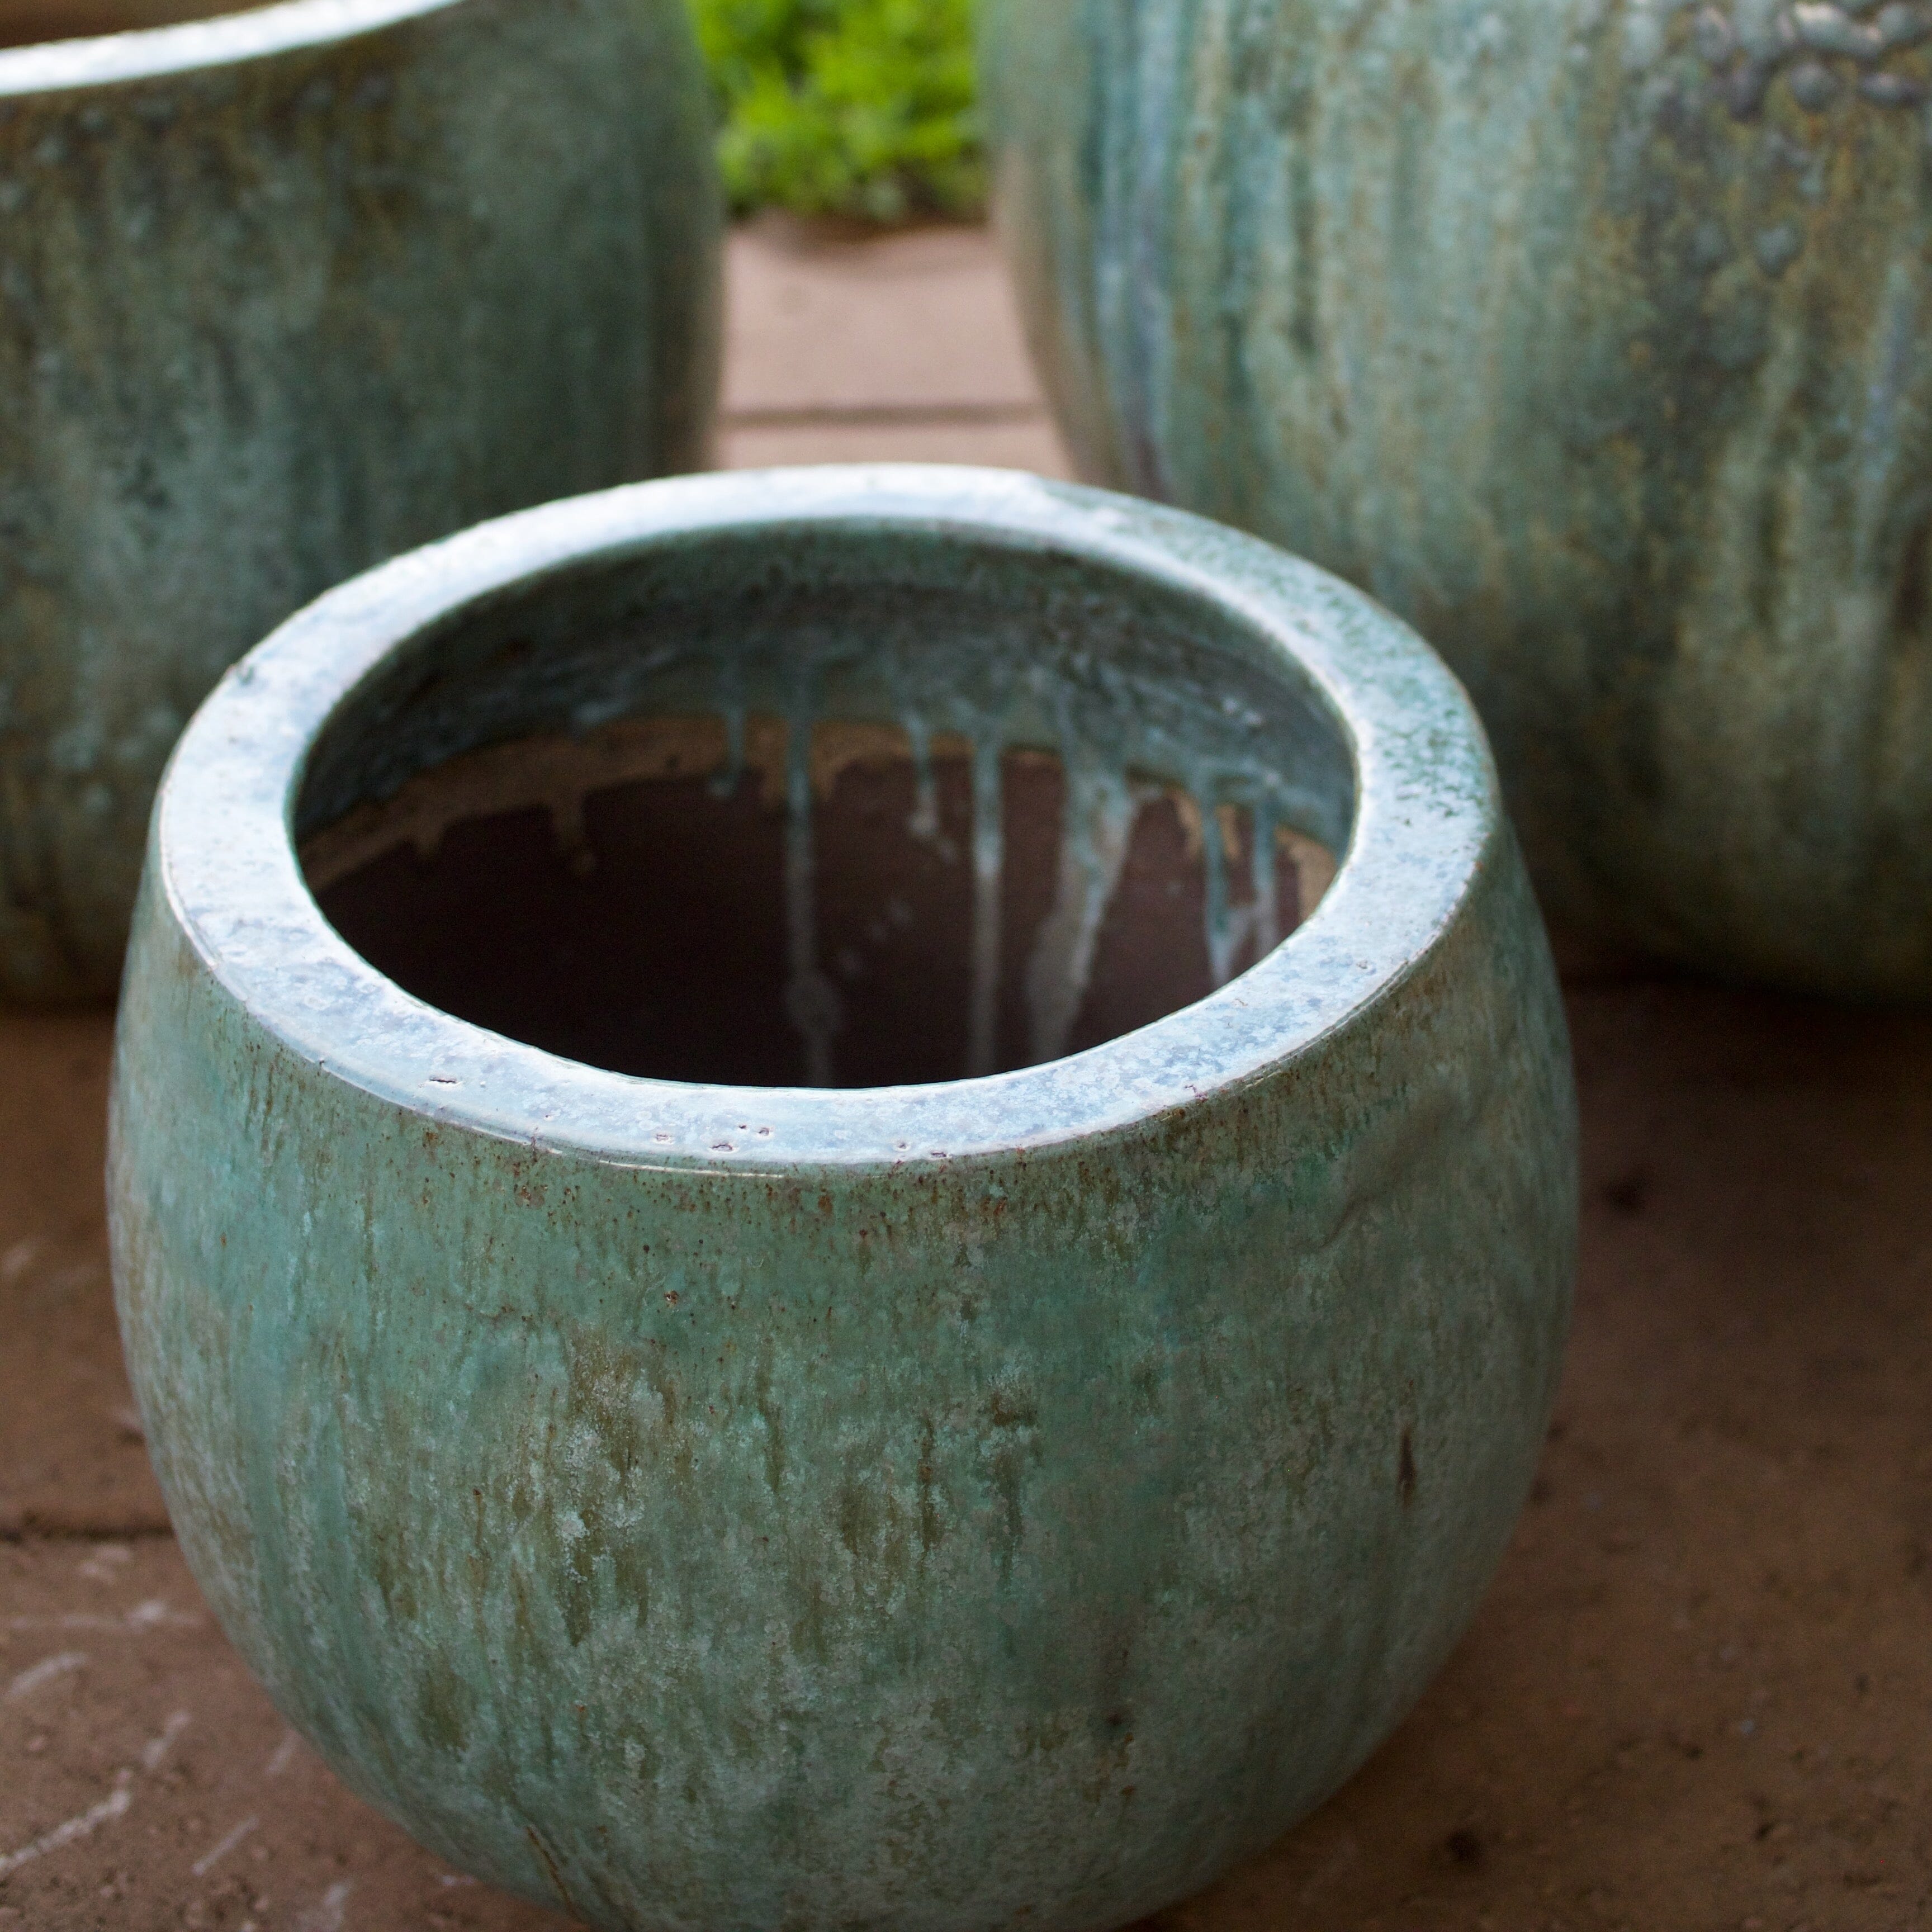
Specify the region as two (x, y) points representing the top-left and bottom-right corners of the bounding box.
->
(0, 0), (460, 97)
(153, 466), (1502, 1173)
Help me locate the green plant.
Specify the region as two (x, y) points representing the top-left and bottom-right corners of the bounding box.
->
(690, 0), (984, 223)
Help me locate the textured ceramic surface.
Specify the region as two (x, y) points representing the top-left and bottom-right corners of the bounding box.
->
(982, 0), (1932, 999)
(0, 0), (720, 1002)
(110, 467), (1576, 1932)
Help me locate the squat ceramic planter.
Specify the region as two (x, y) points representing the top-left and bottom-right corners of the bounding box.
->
(0, 0), (719, 1002)
(111, 467), (1575, 1931)
(982, 0), (1932, 999)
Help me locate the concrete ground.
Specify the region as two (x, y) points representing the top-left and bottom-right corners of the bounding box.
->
(3, 223), (1930, 1932)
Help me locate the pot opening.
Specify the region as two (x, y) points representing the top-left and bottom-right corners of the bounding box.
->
(0, 0), (271, 49)
(295, 525), (1356, 1088)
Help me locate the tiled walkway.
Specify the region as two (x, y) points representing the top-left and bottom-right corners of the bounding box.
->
(4, 225), (1931, 1932)
(718, 218), (1071, 479)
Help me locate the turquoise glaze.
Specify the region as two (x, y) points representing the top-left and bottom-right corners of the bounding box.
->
(982, 0), (1932, 999)
(110, 468), (1576, 1931)
(0, 0), (719, 1002)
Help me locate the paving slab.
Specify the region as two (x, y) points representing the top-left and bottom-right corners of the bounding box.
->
(0, 1537), (560, 1932)
(723, 217), (1050, 419)
(719, 415), (1071, 479)
(718, 219), (1069, 477)
(0, 1011), (165, 1539)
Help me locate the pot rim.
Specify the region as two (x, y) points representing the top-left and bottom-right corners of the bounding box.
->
(150, 465), (1501, 1173)
(0, 0), (460, 98)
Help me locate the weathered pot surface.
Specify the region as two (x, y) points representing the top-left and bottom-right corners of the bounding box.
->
(110, 467), (1576, 1931)
(982, 0), (1932, 1000)
(0, 0), (719, 1002)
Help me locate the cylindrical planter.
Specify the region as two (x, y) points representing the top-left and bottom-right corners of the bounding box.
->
(0, 0), (719, 1002)
(110, 467), (1576, 1931)
(981, 0), (1932, 1000)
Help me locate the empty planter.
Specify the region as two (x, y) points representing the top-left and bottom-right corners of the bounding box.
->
(0, 0), (719, 1000)
(110, 467), (1576, 1931)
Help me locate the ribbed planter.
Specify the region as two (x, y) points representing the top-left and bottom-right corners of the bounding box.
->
(0, 0), (719, 1002)
(982, 0), (1932, 999)
(110, 467), (1575, 1931)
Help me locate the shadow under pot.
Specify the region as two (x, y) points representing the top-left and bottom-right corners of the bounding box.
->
(0, 0), (721, 1002)
(109, 467), (1578, 1932)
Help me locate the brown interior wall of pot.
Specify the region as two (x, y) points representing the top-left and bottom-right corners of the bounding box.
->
(307, 721), (1329, 1087)
(0, 0), (271, 49)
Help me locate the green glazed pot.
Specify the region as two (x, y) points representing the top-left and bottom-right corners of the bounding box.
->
(982, 0), (1932, 1000)
(0, 0), (719, 1003)
(110, 467), (1575, 1931)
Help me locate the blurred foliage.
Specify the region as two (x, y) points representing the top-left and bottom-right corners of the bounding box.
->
(689, 0), (984, 224)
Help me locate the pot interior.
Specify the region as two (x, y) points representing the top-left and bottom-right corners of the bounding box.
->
(296, 524), (1355, 1088)
(0, 0), (269, 48)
